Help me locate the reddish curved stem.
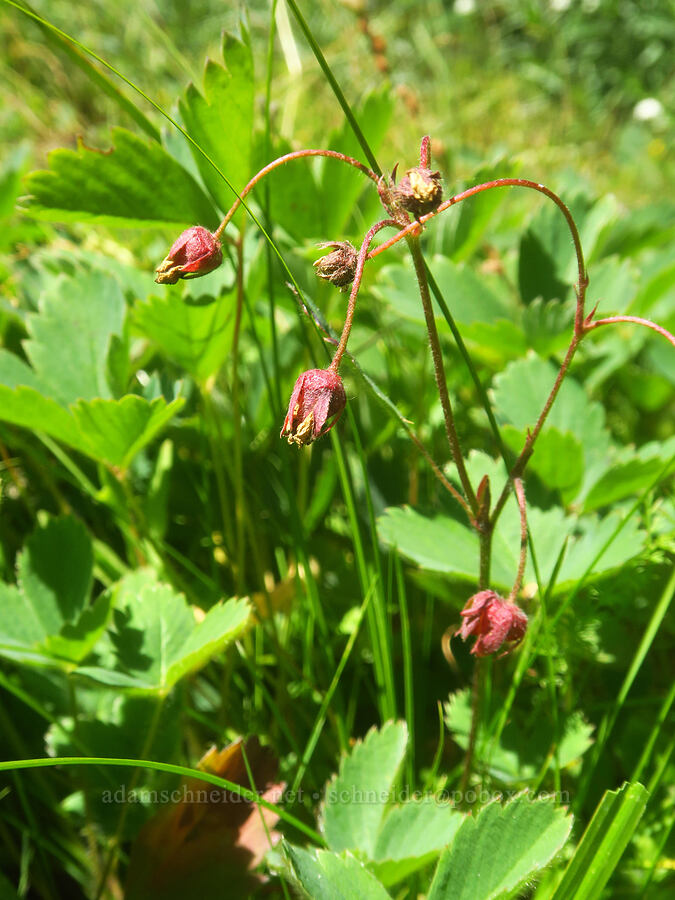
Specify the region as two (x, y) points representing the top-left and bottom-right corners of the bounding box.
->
(508, 479), (528, 603)
(368, 178), (587, 310)
(584, 315), (675, 348)
(214, 149), (379, 239)
(329, 219), (401, 371)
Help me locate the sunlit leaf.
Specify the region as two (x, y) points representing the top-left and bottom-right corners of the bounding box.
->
(76, 572), (251, 694)
(286, 845), (392, 900)
(21, 127), (218, 228)
(179, 29), (254, 215)
(427, 794), (572, 899)
(321, 721), (408, 858)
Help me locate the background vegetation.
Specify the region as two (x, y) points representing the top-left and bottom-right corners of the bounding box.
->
(0, 1), (673, 897)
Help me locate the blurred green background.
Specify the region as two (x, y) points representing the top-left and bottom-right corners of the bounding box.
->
(2, 0), (673, 201)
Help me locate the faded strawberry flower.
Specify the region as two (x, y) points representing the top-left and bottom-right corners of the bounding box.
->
(456, 590), (527, 657)
(280, 368), (346, 446)
(155, 225), (222, 284)
(313, 241), (358, 288)
(394, 166), (443, 217)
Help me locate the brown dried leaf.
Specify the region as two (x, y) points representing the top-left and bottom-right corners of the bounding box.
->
(125, 738), (283, 899)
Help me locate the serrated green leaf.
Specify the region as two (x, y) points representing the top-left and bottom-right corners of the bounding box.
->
(76, 573), (250, 694)
(0, 270), (182, 468)
(286, 845), (391, 900)
(446, 690), (593, 782)
(133, 290), (236, 383)
(378, 500), (647, 596)
(70, 395), (184, 470)
(582, 438), (675, 512)
(179, 30), (254, 215)
(378, 507), (479, 583)
(372, 799), (462, 886)
(0, 383), (81, 449)
(165, 596), (252, 686)
(502, 426), (584, 496)
(375, 258), (512, 327)
(491, 353), (612, 501)
(0, 517), (109, 668)
(24, 272), (125, 404)
(427, 794), (572, 900)
(18, 516), (93, 634)
(21, 127), (218, 228)
(519, 228), (569, 304)
(0, 385), (183, 471)
(321, 721), (408, 857)
(521, 298), (574, 357)
(551, 782), (648, 900)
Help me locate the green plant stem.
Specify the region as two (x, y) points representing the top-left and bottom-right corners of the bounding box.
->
(240, 743), (292, 900)
(285, 0), (382, 175)
(330, 427), (393, 720)
(573, 566), (675, 815)
(395, 553), (415, 785)
(291, 583), (373, 794)
(0, 756), (322, 845)
(202, 389), (236, 569)
(460, 663), (485, 802)
(231, 234), (246, 593)
(406, 234), (478, 516)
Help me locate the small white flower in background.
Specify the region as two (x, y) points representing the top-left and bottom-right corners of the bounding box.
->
(550, 0), (572, 12)
(454, 0), (476, 15)
(633, 98), (664, 121)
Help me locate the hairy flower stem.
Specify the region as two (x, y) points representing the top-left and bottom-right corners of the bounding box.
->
(329, 219), (400, 372)
(407, 234), (479, 516)
(584, 315), (675, 347)
(214, 149), (379, 239)
(509, 479), (528, 602)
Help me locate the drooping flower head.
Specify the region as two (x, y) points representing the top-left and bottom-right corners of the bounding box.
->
(280, 368), (346, 447)
(313, 241), (358, 288)
(456, 590), (527, 657)
(155, 226), (222, 284)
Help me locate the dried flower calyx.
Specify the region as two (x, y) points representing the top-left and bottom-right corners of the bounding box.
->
(456, 590), (527, 658)
(155, 226), (222, 284)
(313, 241), (358, 288)
(280, 368), (346, 447)
(393, 166), (443, 217)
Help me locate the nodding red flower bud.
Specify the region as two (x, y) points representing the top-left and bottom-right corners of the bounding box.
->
(313, 241), (358, 288)
(280, 368), (346, 446)
(155, 226), (222, 285)
(456, 590), (527, 658)
(394, 166), (443, 217)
